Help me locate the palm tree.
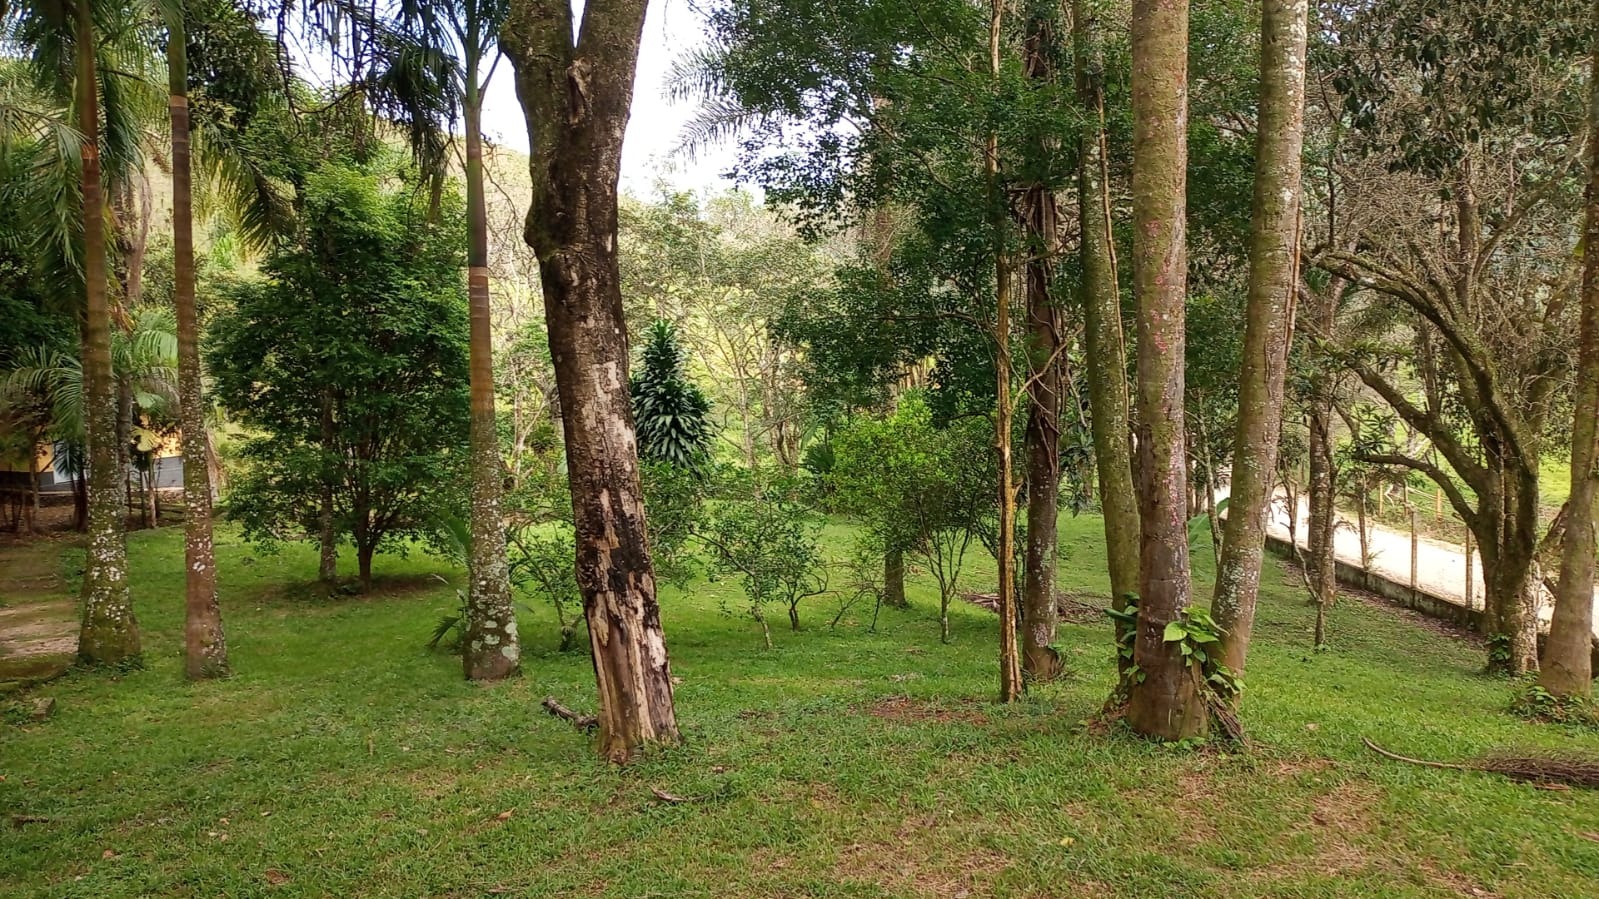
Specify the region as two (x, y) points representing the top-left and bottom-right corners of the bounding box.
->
(4, 0), (145, 665)
(376, 0), (520, 680)
(161, 0), (227, 678)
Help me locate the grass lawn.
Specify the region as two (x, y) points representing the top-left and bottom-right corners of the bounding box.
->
(3, 516), (1599, 897)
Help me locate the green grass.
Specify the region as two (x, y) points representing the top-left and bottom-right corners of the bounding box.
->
(3, 516), (1599, 897)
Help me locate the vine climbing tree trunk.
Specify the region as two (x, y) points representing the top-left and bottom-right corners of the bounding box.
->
(987, 0), (1024, 704)
(1018, 1), (1065, 684)
(1126, 0), (1206, 739)
(75, 0), (139, 666)
(1073, 0), (1140, 671)
(1211, 0), (1310, 690)
(461, 31), (521, 683)
(1541, 6), (1599, 697)
(167, 8), (228, 678)
(503, 0), (680, 761)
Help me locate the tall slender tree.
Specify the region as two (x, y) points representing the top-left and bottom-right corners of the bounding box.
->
(1541, 0), (1599, 698)
(1209, 0), (1310, 690)
(1017, 0), (1065, 684)
(1073, 0), (1140, 670)
(502, 0), (680, 761)
(986, 0), (1024, 704)
(163, 0), (227, 678)
(1126, 0), (1205, 739)
(72, 0), (140, 665)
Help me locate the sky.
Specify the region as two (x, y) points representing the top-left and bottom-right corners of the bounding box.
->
(476, 0), (742, 197)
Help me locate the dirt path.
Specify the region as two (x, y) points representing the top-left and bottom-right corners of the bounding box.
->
(0, 538), (78, 688)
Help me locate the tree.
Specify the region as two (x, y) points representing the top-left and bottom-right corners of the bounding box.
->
(1541, 4), (1599, 698)
(501, 0), (680, 762)
(209, 161), (473, 593)
(830, 393), (995, 643)
(163, 0), (227, 679)
(1126, 0), (1208, 740)
(631, 319), (714, 470)
(700, 474), (827, 647)
(1209, 0), (1311, 695)
(1072, 0), (1141, 673)
(1315, 0), (1586, 673)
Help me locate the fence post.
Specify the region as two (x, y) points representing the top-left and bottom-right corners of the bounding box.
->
(1357, 480), (1371, 570)
(1435, 486), (1443, 521)
(1464, 526), (1475, 609)
(1409, 506), (1419, 592)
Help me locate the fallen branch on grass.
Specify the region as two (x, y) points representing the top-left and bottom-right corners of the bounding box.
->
(542, 697), (597, 732)
(1363, 737), (1599, 788)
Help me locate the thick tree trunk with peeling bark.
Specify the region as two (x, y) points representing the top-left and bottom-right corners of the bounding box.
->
(75, 0), (139, 666)
(1017, 4), (1064, 684)
(1542, 14), (1599, 696)
(1126, 0), (1206, 740)
(168, 14), (227, 678)
(504, 0), (679, 762)
(461, 53), (521, 682)
(1073, 0), (1140, 658)
(1211, 0), (1309, 685)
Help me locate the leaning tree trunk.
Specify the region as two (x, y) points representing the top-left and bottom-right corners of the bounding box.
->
(1126, 0), (1206, 740)
(1211, 0), (1310, 687)
(503, 0), (679, 762)
(1017, 2), (1065, 684)
(1541, 9), (1599, 697)
(987, 0), (1024, 704)
(166, 17), (228, 678)
(75, 0), (139, 666)
(1073, 0), (1141, 666)
(460, 59), (521, 682)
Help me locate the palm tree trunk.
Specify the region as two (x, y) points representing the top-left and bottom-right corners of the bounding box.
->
(461, 48), (520, 682)
(1211, 0), (1310, 686)
(1126, 0), (1205, 740)
(75, 0), (139, 666)
(168, 13), (228, 679)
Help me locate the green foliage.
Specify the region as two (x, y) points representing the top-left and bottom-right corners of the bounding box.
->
(207, 159), (470, 575)
(506, 524), (585, 652)
(631, 319), (714, 470)
(700, 472), (827, 642)
(640, 460), (708, 587)
(1162, 605), (1244, 699)
(1510, 684), (1599, 729)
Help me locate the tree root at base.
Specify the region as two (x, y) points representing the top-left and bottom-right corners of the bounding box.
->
(542, 696), (598, 732)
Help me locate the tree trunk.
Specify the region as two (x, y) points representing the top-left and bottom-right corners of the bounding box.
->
(318, 391), (338, 583)
(27, 443), (40, 534)
(167, 15), (228, 679)
(987, 0), (1024, 704)
(1073, 0), (1141, 662)
(75, 0), (139, 667)
(357, 541), (375, 593)
(1478, 467), (1542, 675)
(1541, 12), (1599, 697)
(461, 54), (521, 682)
(884, 546), (907, 608)
(1211, 0), (1310, 686)
(1126, 0), (1206, 740)
(503, 0), (680, 763)
(1017, 4), (1065, 685)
